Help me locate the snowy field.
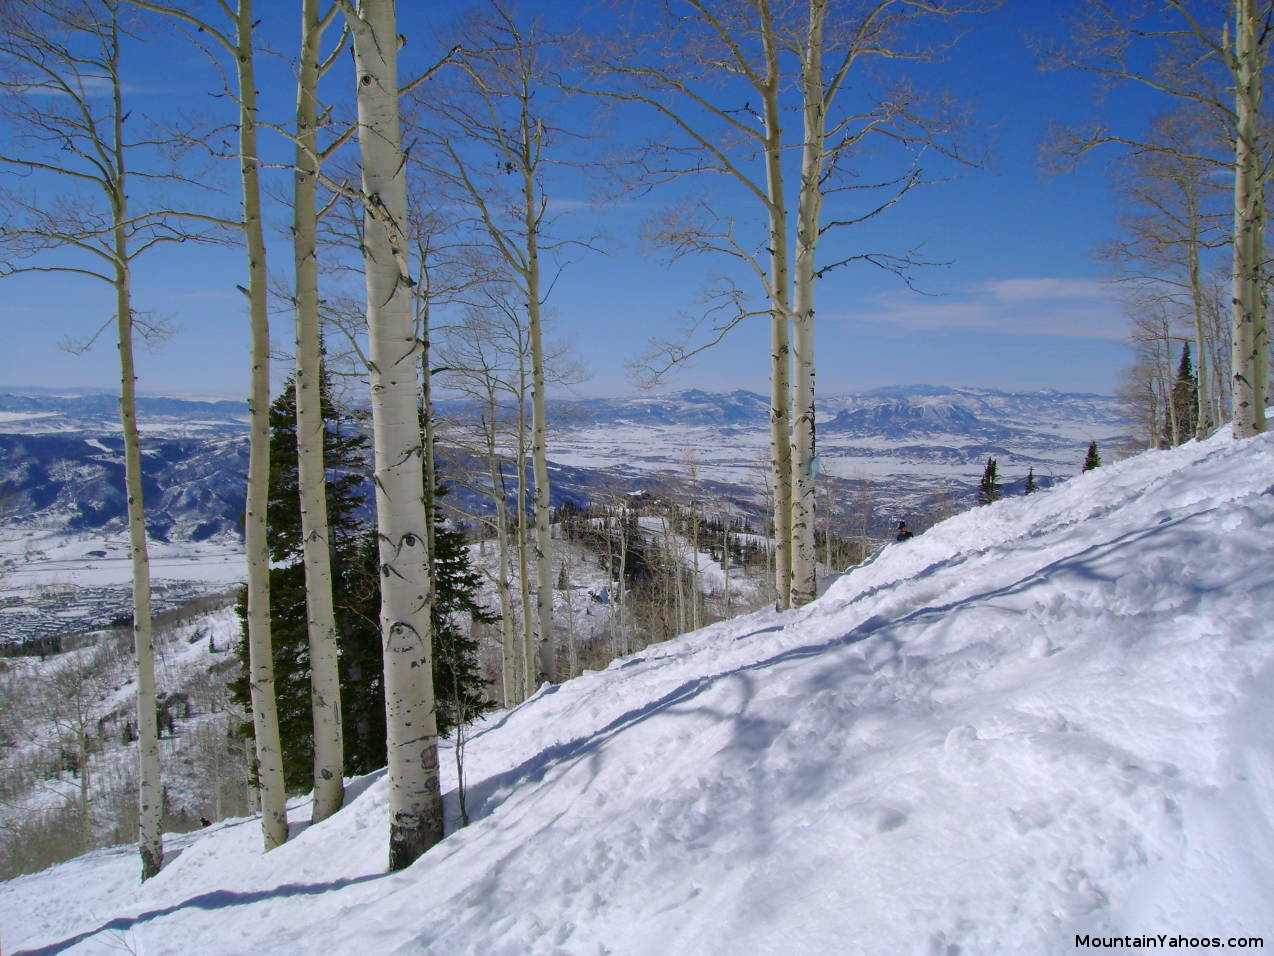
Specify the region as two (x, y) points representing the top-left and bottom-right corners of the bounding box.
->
(2, 425), (1272, 954)
(0, 529), (245, 592)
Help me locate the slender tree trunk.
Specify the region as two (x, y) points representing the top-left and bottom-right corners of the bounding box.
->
(722, 520), (731, 613)
(417, 271), (438, 713)
(78, 722), (91, 847)
(118, 260), (163, 880)
(563, 556), (577, 679)
(821, 475), (834, 571)
(293, 0), (344, 824)
(1231, 0), (1269, 438)
(615, 510), (629, 657)
(1209, 288), (1229, 426)
(524, 162), (556, 685)
(234, 0), (287, 850)
(494, 514), (516, 704)
(1186, 208), (1212, 440)
(484, 409), (517, 705)
(789, 0), (827, 608)
(107, 34), (163, 877)
(515, 360), (536, 699)
(669, 516), (686, 633)
(760, 15), (793, 609)
(1166, 356), (1180, 446)
(690, 509), (701, 631)
(346, 0), (441, 870)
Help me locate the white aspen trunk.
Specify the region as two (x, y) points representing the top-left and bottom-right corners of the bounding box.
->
(294, 0), (344, 824)
(108, 32), (163, 878)
(118, 261), (163, 880)
(78, 722), (91, 847)
(1231, 0), (1269, 438)
(417, 274), (439, 722)
(563, 557), (577, 679)
(1166, 363), (1180, 445)
(615, 511), (629, 657)
(495, 508), (516, 705)
(760, 14), (793, 609)
(515, 361), (536, 700)
(235, 0), (287, 851)
(821, 476), (834, 571)
(1210, 295), (1229, 426)
(789, 0), (827, 608)
(525, 163), (556, 686)
(669, 518), (686, 634)
(690, 510), (701, 632)
(346, 0), (442, 870)
(721, 520), (731, 613)
(485, 404), (517, 705)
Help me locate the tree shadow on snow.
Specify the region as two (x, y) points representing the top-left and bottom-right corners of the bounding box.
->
(455, 508), (1219, 842)
(12, 874), (387, 955)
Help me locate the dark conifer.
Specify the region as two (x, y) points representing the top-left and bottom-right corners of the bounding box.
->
(977, 457), (1001, 506)
(1024, 467), (1036, 495)
(1166, 342), (1199, 444)
(232, 370), (373, 791)
(234, 371), (494, 792)
(1083, 441), (1102, 472)
(429, 484), (498, 733)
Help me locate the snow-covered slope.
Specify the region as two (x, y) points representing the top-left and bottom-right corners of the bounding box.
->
(4, 427), (1272, 955)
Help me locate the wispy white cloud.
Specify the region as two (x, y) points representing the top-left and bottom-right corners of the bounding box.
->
(978, 277), (1109, 302)
(547, 197), (642, 215)
(839, 276), (1126, 341)
(14, 74), (129, 98)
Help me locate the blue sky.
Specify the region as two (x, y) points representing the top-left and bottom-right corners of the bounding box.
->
(0, 1), (1166, 401)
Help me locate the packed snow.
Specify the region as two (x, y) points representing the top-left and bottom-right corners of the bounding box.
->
(3, 426), (1272, 954)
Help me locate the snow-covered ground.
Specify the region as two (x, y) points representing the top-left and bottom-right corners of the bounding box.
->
(0, 603), (245, 822)
(3, 425), (1272, 954)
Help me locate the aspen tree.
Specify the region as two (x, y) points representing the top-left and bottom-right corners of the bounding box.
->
(1098, 108), (1229, 442)
(789, 0), (828, 607)
(292, 0), (347, 823)
(337, 0), (443, 868)
(234, 0), (288, 850)
(434, 288), (584, 699)
(125, 0), (288, 849)
(590, 0), (989, 608)
(415, 4), (567, 684)
(0, 0), (182, 879)
(1229, 0), (1268, 436)
(435, 302), (532, 704)
(1051, 0), (1271, 437)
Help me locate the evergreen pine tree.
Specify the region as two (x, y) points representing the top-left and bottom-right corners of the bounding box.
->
(977, 457), (1001, 506)
(234, 373), (494, 791)
(1083, 440), (1102, 472)
(429, 485), (498, 733)
(1166, 342), (1199, 444)
(232, 369), (374, 792)
(1024, 467), (1036, 495)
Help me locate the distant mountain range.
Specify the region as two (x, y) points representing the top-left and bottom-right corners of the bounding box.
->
(0, 385), (1132, 544)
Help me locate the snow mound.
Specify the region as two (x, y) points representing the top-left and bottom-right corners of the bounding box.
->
(4, 429), (1273, 954)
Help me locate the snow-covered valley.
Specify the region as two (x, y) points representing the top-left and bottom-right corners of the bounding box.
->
(2, 417), (1269, 955)
(0, 385), (1130, 645)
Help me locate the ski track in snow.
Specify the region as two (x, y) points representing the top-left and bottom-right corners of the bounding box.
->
(2, 428), (1273, 954)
